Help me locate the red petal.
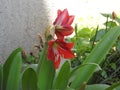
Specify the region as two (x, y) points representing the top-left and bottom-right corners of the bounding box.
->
(66, 16), (75, 25)
(58, 46), (75, 58)
(55, 25), (74, 38)
(48, 40), (54, 46)
(61, 9), (69, 25)
(57, 9), (62, 16)
(56, 39), (74, 49)
(56, 39), (75, 58)
(53, 10), (62, 25)
(60, 27), (73, 36)
(61, 42), (74, 49)
(47, 39), (75, 69)
(53, 9), (69, 25)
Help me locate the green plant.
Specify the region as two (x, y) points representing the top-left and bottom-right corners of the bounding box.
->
(0, 10), (120, 90)
(88, 12), (120, 85)
(70, 12), (120, 86)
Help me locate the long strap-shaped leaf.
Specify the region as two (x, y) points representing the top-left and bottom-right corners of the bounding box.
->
(85, 84), (110, 90)
(53, 61), (70, 89)
(70, 26), (120, 89)
(22, 68), (38, 90)
(3, 48), (22, 90)
(37, 44), (55, 90)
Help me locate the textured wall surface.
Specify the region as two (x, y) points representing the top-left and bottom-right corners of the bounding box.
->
(0, 0), (55, 63)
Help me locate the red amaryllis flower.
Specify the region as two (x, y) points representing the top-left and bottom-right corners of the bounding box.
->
(47, 39), (75, 69)
(53, 9), (74, 39)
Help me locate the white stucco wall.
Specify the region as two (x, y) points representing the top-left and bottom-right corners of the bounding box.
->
(0, 0), (53, 63)
(0, 0), (120, 63)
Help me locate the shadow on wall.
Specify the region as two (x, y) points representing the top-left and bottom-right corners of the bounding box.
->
(0, 0), (51, 63)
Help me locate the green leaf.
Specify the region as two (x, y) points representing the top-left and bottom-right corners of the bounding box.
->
(116, 18), (120, 24)
(105, 82), (120, 90)
(101, 70), (107, 78)
(3, 48), (22, 90)
(53, 61), (70, 89)
(74, 38), (90, 52)
(104, 21), (117, 28)
(116, 85), (120, 90)
(94, 29), (106, 41)
(70, 26), (120, 89)
(70, 63), (101, 83)
(22, 68), (37, 90)
(78, 28), (92, 38)
(101, 13), (111, 18)
(101, 13), (120, 24)
(86, 84), (110, 90)
(0, 65), (3, 90)
(110, 63), (116, 70)
(37, 44), (55, 90)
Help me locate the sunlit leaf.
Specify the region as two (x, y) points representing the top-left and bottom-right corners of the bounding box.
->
(104, 21), (117, 28)
(101, 13), (111, 18)
(78, 28), (92, 38)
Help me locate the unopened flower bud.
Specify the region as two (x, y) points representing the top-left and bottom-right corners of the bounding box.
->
(112, 11), (116, 20)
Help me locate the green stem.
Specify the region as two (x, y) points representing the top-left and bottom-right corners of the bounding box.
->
(91, 25), (99, 50)
(74, 24), (80, 61)
(105, 15), (109, 32)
